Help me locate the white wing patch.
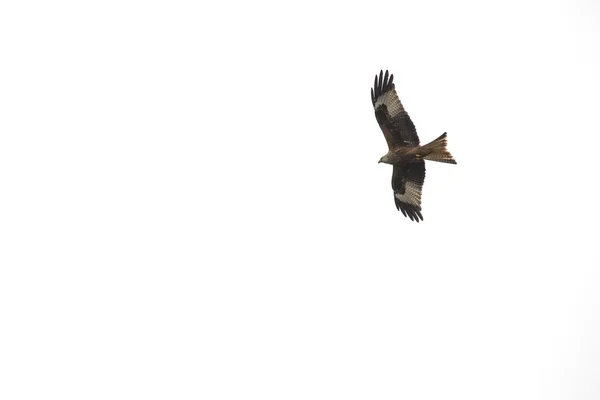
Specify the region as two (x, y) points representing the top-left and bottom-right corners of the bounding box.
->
(374, 90), (404, 118)
(394, 180), (422, 207)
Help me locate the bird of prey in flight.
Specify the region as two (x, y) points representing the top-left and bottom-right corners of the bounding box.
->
(372, 70), (456, 222)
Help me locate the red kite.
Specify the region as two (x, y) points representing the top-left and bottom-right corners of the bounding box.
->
(372, 70), (456, 222)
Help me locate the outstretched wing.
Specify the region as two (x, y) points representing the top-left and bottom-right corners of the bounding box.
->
(371, 70), (420, 149)
(392, 161), (426, 222)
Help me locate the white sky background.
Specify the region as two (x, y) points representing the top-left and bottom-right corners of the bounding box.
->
(1, 0), (600, 399)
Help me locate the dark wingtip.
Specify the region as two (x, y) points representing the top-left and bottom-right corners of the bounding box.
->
(416, 210), (424, 221)
(373, 73), (379, 102)
(396, 201), (424, 222)
(410, 208), (423, 222)
(373, 70), (396, 105)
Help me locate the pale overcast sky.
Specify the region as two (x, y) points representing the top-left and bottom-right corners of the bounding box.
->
(1, 1), (600, 399)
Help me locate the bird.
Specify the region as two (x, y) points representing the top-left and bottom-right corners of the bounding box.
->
(371, 70), (456, 222)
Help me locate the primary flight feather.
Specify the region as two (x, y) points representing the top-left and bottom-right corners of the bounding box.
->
(372, 70), (456, 222)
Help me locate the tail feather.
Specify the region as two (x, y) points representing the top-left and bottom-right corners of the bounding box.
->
(422, 132), (457, 164)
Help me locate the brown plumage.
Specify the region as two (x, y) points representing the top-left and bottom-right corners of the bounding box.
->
(371, 70), (456, 222)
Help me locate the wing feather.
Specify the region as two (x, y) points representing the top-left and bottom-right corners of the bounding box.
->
(392, 161), (426, 222)
(371, 70), (420, 148)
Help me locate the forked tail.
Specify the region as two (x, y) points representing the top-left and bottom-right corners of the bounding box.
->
(422, 132), (457, 164)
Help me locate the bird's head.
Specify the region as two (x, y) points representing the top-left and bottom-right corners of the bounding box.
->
(378, 154), (389, 164)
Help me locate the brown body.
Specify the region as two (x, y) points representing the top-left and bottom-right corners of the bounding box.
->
(380, 146), (424, 164)
(378, 132), (455, 165)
